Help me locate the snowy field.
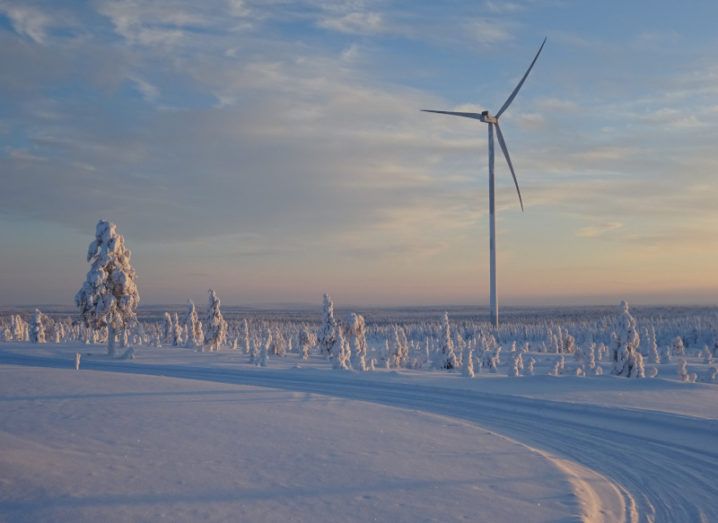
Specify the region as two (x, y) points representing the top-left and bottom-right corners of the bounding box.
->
(1, 338), (717, 523)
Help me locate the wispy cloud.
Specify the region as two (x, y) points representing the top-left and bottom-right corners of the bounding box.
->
(318, 11), (383, 35)
(466, 18), (514, 46)
(0, 1), (68, 44)
(576, 222), (623, 238)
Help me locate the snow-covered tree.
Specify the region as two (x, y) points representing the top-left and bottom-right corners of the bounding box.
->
(241, 319), (250, 354)
(52, 321), (65, 343)
(480, 345), (501, 374)
(317, 294), (338, 357)
(433, 313), (458, 370)
(171, 312), (183, 346)
(13, 314), (29, 341)
(613, 301), (642, 377)
(346, 313), (368, 371)
(509, 352), (523, 377)
(29, 309), (46, 344)
(462, 345), (475, 377)
(259, 329), (270, 367)
(183, 300), (204, 349)
(330, 326), (350, 370)
(204, 289), (227, 351)
(549, 355), (565, 376)
(271, 328), (287, 357)
(526, 356), (536, 376)
(700, 345), (713, 365)
(563, 333), (576, 354)
(75, 220), (139, 356)
(662, 344), (672, 363)
(390, 325), (409, 368)
(163, 312), (173, 344)
(676, 359), (694, 382)
(672, 336), (685, 356)
(647, 326), (660, 364)
(298, 326), (315, 360)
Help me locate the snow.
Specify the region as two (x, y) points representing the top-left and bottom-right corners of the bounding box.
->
(1, 341), (717, 522)
(1, 361), (580, 523)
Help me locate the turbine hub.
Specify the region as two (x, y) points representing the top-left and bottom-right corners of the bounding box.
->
(482, 110), (498, 124)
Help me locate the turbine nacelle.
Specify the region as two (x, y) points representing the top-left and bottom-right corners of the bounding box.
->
(481, 110), (498, 124)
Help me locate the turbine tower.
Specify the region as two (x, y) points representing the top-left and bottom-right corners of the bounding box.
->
(422, 38), (546, 328)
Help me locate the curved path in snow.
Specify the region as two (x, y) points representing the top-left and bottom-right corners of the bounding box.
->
(2, 351), (717, 522)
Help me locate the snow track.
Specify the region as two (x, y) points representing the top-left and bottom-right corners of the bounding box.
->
(2, 351), (716, 523)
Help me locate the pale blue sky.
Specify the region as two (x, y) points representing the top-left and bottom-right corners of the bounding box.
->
(1, 1), (718, 306)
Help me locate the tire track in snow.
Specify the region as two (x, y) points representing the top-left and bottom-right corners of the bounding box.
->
(2, 352), (716, 522)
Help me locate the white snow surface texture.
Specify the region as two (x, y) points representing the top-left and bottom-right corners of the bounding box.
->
(1, 343), (717, 523)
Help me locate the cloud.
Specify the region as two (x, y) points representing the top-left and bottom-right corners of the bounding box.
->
(466, 18), (514, 46)
(483, 1), (523, 14)
(130, 76), (160, 102)
(576, 222), (623, 238)
(0, 1), (53, 43)
(318, 11), (383, 34)
(536, 97), (578, 112)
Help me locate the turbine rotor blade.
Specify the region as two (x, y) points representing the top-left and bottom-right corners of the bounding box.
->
(495, 37), (547, 119)
(494, 123), (524, 212)
(421, 109), (484, 121)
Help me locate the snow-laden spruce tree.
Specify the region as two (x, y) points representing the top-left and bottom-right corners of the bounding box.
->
(298, 326), (315, 360)
(433, 312), (458, 370)
(330, 326), (351, 370)
(317, 293), (338, 357)
(12, 314), (28, 341)
(204, 289), (227, 351)
(509, 352), (524, 377)
(183, 300), (204, 349)
(29, 309), (46, 344)
(171, 312), (183, 346)
(549, 355), (565, 376)
(648, 326), (660, 364)
(672, 336), (686, 356)
(241, 319), (250, 353)
(271, 328), (287, 357)
(75, 220), (139, 356)
(613, 301), (642, 377)
(676, 359), (694, 382)
(701, 345), (713, 365)
(163, 312), (174, 345)
(526, 356), (536, 375)
(259, 329), (270, 367)
(462, 345), (475, 377)
(346, 313), (368, 371)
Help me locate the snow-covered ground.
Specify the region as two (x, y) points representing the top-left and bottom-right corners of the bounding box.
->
(1, 343), (717, 522)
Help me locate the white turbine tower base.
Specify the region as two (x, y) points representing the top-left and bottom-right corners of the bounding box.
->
(422, 38), (546, 328)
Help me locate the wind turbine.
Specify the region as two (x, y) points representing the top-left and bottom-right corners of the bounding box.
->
(423, 37), (546, 328)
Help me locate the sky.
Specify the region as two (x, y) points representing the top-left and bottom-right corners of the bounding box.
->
(1, 0), (718, 307)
